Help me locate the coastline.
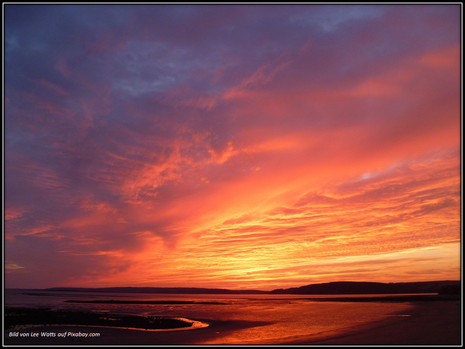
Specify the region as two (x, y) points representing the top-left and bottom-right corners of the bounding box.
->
(288, 300), (462, 345)
(4, 298), (461, 345)
(4, 319), (273, 345)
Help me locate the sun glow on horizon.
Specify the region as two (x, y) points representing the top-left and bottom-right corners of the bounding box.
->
(4, 4), (461, 290)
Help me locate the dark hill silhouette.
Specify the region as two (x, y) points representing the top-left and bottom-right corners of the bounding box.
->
(39, 280), (460, 295)
(270, 280), (461, 295)
(38, 281), (461, 295)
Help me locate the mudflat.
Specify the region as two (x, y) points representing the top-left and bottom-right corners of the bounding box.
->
(293, 300), (462, 345)
(4, 319), (271, 345)
(4, 299), (461, 345)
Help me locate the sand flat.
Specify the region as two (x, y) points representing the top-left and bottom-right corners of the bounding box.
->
(4, 300), (461, 345)
(292, 300), (462, 345)
(4, 319), (272, 345)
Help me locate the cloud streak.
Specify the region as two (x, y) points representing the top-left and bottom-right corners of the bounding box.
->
(4, 4), (461, 289)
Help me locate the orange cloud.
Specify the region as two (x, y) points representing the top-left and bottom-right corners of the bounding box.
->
(5, 5), (460, 289)
(417, 44), (460, 68)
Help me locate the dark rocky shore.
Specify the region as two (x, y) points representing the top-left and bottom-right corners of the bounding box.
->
(5, 307), (193, 331)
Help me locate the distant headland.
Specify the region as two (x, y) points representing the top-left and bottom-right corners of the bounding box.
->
(22, 280), (460, 295)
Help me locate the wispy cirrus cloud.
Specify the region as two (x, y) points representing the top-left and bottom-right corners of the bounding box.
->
(4, 4), (461, 289)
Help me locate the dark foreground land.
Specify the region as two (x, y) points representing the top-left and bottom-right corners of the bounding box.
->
(302, 299), (462, 345)
(4, 295), (462, 345)
(5, 308), (192, 331)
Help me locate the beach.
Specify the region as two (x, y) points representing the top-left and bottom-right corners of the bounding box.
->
(4, 319), (273, 345)
(4, 299), (461, 345)
(295, 300), (462, 345)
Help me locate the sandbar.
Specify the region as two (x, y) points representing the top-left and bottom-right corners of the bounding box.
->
(4, 319), (271, 345)
(4, 298), (461, 345)
(286, 300), (462, 345)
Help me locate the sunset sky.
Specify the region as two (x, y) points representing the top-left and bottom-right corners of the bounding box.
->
(4, 5), (461, 290)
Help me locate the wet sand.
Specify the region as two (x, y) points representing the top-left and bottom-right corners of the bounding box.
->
(4, 319), (272, 345)
(4, 300), (461, 345)
(291, 300), (462, 345)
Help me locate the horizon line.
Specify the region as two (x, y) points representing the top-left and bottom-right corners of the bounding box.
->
(5, 279), (461, 291)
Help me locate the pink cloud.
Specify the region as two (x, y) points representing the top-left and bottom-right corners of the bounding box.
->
(4, 5), (460, 289)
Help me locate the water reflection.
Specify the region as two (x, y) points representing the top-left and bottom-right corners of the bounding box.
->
(5, 290), (414, 344)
